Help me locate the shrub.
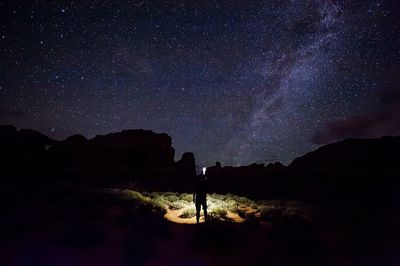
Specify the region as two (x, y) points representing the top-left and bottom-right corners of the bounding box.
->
(256, 199), (315, 223)
(225, 199), (239, 212)
(117, 190), (166, 214)
(164, 195), (180, 202)
(120, 190), (149, 203)
(250, 203), (259, 210)
(168, 200), (187, 210)
(179, 207), (196, 219)
(179, 193), (193, 203)
(209, 207), (228, 220)
(210, 193), (227, 201)
(236, 196), (252, 205)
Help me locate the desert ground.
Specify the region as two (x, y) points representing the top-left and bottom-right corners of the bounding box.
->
(1, 181), (399, 266)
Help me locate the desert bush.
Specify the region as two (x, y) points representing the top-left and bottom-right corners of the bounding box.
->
(236, 196), (253, 205)
(120, 190), (149, 202)
(207, 197), (221, 205)
(141, 191), (150, 196)
(250, 203), (259, 210)
(210, 193), (227, 201)
(226, 193), (239, 202)
(145, 191), (157, 198)
(168, 200), (187, 210)
(179, 193), (193, 202)
(225, 199), (239, 212)
(258, 200), (314, 224)
(209, 207), (228, 220)
(179, 207), (196, 219)
(164, 195), (180, 203)
(118, 190), (166, 213)
(160, 192), (178, 201)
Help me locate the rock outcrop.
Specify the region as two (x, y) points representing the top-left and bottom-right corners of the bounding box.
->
(205, 136), (400, 201)
(0, 125), (56, 177)
(0, 125), (195, 188)
(175, 152), (196, 178)
(289, 136), (400, 174)
(1, 124), (399, 202)
(48, 129), (176, 181)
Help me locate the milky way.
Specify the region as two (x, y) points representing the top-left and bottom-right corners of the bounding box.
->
(1, 1), (400, 166)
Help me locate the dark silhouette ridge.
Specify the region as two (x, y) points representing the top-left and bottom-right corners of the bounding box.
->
(176, 152), (196, 178)
(64, 134), (88, 144)
(0, 125), (195, 190)
(1, 125), (400, 266)
(206, 136), (400, 202)
(1, 124), (400, 203)
(0, 125), (56, 178)
(290, 136), (400, 171)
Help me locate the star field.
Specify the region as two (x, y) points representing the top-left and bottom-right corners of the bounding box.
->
(1, 1), (400, 166)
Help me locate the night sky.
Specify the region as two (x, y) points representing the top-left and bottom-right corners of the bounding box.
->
(1, 1), (400, 166)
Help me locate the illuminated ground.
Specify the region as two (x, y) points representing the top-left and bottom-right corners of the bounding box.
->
(3, 185), (395, 265)
(164, 206), (246, 224)
(100, 189), (315, 225)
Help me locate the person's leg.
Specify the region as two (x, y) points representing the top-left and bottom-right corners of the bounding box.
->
(202, 199), (207, 222)
(195, 201), (201, 224)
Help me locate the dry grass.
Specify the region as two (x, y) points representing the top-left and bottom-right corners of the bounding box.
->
(98, 189), (315, 224)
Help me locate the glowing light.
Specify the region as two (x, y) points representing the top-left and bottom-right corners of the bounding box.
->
(202, 167), (206, 175)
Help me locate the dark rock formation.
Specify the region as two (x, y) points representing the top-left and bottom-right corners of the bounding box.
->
(175, 152), (196, 178)
(0, 125), (56, 177)
(266, 162), (284, 170)
(48, 129), (176, 181)
(0, 126), (195, 189)
(206, 136), (400, 201)
(46, 129), (184, 186)
(289, 136), (400, 174)
(205, 161), (286, 198)
(284, 136), (400, 203)
(1, 124), (399, 202)
(0, 124), (17, 139)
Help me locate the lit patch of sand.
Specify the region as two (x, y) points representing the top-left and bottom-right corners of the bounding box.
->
(238, 204), (258, 214)
(164, 208), (246, 224)
(226, 210), (244, 223)
(164, 208), (205, 224)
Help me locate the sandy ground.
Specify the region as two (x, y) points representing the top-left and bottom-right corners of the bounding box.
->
(2, 185), (400, 265)
(164, 208), (244, 224)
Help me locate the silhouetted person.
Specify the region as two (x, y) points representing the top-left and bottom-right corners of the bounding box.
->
(193, 173), (208, 223)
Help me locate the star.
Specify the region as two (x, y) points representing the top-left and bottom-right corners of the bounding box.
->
(0, 0), (399, 166)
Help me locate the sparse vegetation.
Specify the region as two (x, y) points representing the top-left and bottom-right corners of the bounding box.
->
(209, 207), (228, 220)
(97, 189), (315, 224)
(179, 207), (196, 218)
(257, 200), (314, 223)
(168, 200), (186, 210)
(180, 193), (193, 203)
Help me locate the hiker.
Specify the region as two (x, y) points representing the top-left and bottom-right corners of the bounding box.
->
(193, 172), (208, 224)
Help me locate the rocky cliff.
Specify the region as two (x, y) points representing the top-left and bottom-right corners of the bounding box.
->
(0, 125), (196, 188)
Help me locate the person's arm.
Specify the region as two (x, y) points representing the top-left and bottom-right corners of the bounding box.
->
(193, 192), (196, 203)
